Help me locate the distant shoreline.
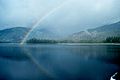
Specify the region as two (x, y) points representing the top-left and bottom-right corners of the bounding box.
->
(0, 42), (120, 46)
(57, 43), (120, 45)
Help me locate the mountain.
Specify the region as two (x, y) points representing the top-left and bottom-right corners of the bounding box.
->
(0, 27), (30, 43)
(0, 27), (60, 43)
(69, 21), (120, 42)
(0, 21), (120, 43)
(29, 27), (60, 40)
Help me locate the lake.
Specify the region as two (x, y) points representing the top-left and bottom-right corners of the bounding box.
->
(0, 43), (120, 80)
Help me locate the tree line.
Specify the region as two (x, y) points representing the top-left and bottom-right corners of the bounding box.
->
(26, 38), (57, 43)
(26, 37), (120, 43)
(104, 36), (120, 43)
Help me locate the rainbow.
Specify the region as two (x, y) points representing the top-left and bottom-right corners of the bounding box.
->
(20, 0), (71, 45)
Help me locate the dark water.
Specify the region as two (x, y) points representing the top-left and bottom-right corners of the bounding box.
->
(0, 43), (120, 80)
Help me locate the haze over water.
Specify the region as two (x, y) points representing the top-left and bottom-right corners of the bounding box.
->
(0, 43), (120, 80)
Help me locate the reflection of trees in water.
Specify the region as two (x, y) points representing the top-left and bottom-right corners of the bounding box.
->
(0, 44), (55, 79)
(66, 45), (120, 66)
(0, 44), (120, 79)
(21, 46), (55, 79)
(99, 46), (120, 66)
(0, 45), (29, 61)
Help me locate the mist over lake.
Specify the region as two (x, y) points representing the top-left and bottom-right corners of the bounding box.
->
(0, 43), (120, 80)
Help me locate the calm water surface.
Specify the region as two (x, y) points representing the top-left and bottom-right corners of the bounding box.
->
(0, 43), (120, 80)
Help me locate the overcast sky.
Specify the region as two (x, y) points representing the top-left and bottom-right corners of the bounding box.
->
(0, 0), (120, 34)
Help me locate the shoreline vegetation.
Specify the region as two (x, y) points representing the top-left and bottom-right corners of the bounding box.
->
(26, 36), (120, 44)
(0, 37), (120, 44)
